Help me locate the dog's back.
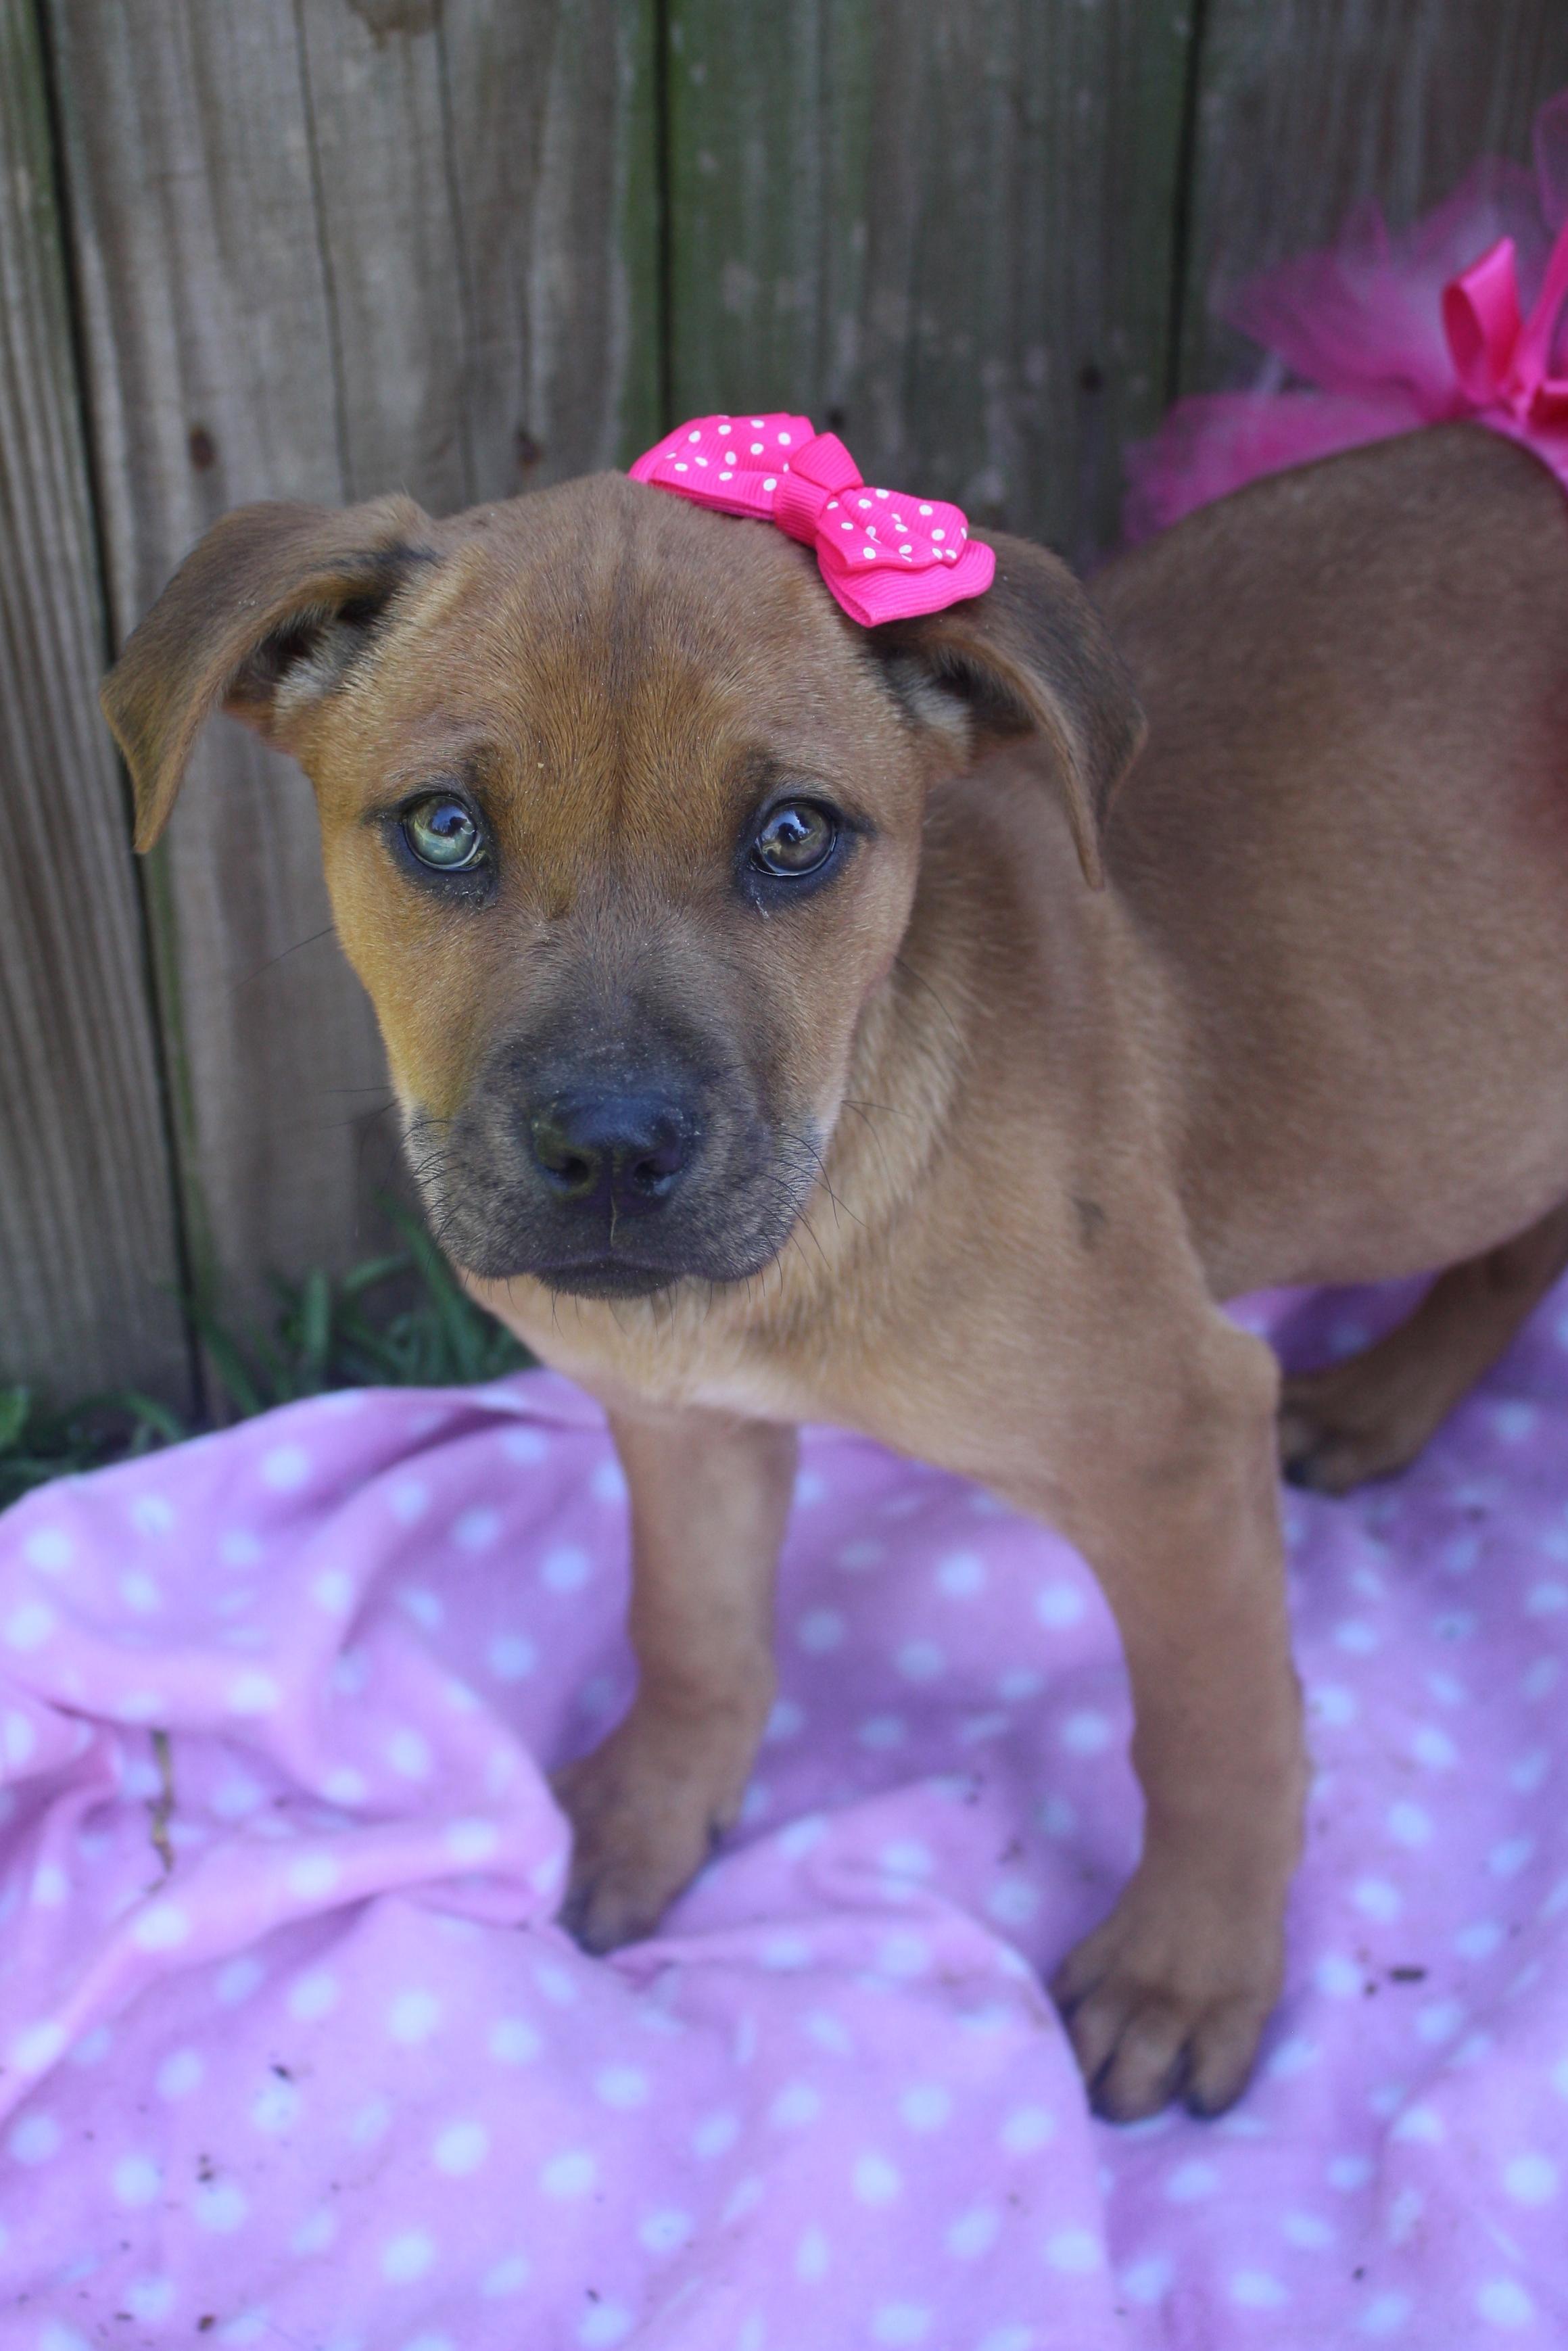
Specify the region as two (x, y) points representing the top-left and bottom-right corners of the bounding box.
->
(1096, 422), (1568, 1295)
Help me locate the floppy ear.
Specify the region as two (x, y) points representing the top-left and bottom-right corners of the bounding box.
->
(101, 494), (435, 851)
(873, 531), (1145, 888)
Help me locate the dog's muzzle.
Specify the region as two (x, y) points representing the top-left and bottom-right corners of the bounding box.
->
(406, 1045), (816, 1300)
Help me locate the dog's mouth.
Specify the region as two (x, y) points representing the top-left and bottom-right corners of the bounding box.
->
(439, 1212), (790, 1298)
(490, 1252), (683, 1302)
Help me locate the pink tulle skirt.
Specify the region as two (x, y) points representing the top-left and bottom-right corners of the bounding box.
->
(1124, 89), (1568, 540)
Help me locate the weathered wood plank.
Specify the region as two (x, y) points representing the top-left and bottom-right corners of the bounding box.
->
(295, 0), (473, 510)
(1179, 0), (1568, 395)
(0, 0), (186, 1400)
(295, 0), (661, 506)
(439, 0), (662, 495)
(46, 0), (660, 1347)
(44, 0), (386, 1335)
(666, 0), (1195, 568)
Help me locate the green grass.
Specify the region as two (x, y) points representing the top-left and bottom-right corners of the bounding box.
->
(0, 1201), (530, 1510)
(0, 1384), (186, 1513)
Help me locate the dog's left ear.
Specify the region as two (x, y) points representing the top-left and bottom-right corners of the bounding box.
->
(873, 531), (1145, 888)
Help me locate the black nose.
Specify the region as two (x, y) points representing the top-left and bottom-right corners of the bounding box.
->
(528, 1093), (696, 1217)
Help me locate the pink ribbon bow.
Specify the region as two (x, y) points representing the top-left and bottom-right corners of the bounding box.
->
(628, 412), (995, 625)
(1442, 220), (1568, 430)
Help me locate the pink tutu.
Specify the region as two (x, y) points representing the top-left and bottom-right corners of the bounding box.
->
(1125, 90), (1568, 540)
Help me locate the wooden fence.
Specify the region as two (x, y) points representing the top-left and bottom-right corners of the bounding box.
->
(3, 0), (1567, 1408)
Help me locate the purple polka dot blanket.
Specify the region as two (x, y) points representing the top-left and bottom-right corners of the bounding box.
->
(0, 1275), (1563, 2348)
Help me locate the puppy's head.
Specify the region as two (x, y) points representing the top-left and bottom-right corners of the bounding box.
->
(103, 475), (1141, 1299)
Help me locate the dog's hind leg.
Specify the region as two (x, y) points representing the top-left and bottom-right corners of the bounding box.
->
(1278, 1198), (1568, 1495)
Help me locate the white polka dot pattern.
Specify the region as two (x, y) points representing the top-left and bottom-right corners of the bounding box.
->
(0, 1292), (1558, 2336)
(627, 412), (996, 625)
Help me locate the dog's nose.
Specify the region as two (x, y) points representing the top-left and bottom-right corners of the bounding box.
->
(528, 1093), (696, 1216)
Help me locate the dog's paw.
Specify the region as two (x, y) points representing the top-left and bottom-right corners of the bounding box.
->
(552, 1703), (758, 1953)
(1049, 1863), (1285, 2121)
(1277, 1364), (1433, 1494)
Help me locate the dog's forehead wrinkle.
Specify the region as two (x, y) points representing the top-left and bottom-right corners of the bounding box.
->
(494, 478), (853, 682)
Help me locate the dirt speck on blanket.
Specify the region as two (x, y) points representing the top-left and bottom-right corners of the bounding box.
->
(0, 1284), (1563, 2349)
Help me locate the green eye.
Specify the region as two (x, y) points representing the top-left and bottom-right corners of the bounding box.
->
(402, 794), (485, 872)
(751, 801), (838, 878)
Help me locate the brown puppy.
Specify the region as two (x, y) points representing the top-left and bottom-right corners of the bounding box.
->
(103, 421), (1568, 2120)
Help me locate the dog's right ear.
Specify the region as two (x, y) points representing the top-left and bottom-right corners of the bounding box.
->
(101, 494), (435, 851)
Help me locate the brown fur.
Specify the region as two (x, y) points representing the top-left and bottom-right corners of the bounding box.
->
(103, 422), (1568, 2119)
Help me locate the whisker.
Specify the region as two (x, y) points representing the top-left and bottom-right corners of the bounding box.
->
(231, 926), (339, 993)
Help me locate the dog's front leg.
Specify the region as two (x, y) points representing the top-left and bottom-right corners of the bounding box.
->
(554, 1406), (797, 1951)
(1039, 1318), (1306, 2121)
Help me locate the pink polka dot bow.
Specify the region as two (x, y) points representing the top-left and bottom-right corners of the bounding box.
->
(628, 412), (996, 624)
